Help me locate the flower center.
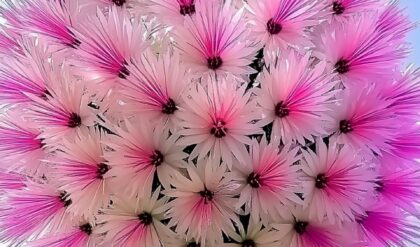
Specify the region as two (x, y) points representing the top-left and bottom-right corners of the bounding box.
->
(150, 150), (164, 167)
(199, 188), (214, 204)
(112, 0), (126, 6)
(207, 56), (223, 70)
(294, 221), (308, 235)
(59, 191), (72, 207)
(118, 64), (130, 79)
(266, 18), (282, 35)
(247, 172), (261, 188)
(339, 120), (353, 133)
(275, 101), (290, 118)
(162, 98), (177, 114)
(79, 223), (92, 235)
(242, 239), (256, 247)
(210, 119), (227, 138)
(335, 59), (350, 74)
(180, 3), (196, 16)
(375, 180), (384, 192)
(97, 163), (110, 179)
(315, 173), (328, 189)
(332, 1), (345, 15)
(138, 212), (153, 225)
(187, 242), (200, 247)
(68, 112), (82, 128)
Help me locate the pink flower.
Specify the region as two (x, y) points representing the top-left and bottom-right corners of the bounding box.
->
(49, 129), (111, 219)
(164, 158), (240, 245)
(302, 139), (376, 223)
(0, 182), (73, 242)
(256, 51), (336, 144)
(104, 120), (187, 196)
(247, 0), (323, 52)
(119, 50), (189, 130)
(175, 0), (258, 77)
(146, 0), (198, 25)
(97, 188), (171, 246)
(0, 170), (26, 193)
(376, 1), (414, 43)
(0, 27), (23, 56)
(327, 0), (384, 20)
(177, 78), (263, 167)
(383, 124), (420, 162)
(234, 138), (302, 222)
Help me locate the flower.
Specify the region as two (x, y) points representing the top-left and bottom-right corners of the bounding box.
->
(256, 51), (336, 144)
(0, 170), (26, 193)
(383, 124), (420, 162)
(175, 0), (258, 77)
(326, 0), (384, 20)
(247, 0), (322, 53)
(96, 187), (171, 246)
(376, 1), (413, 43)
(177, 77), (263, 167)
(235, 138), (302, 222)
(146, 0), (199, 25)
(118, 50), (189, 130)
(302, 139), (376, 223)
(164, 158), (240, 245)
(0, 27), (23, 56)
(104, 119), (187, 196)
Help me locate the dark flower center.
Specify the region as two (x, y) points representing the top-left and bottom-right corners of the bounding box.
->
(332, 1), (345, 15)
(70, 38), (81, 49)
(97, 163), (110, 179)
(162, 98), (177, 114)
(186, 242), (200, 247)
(242, 239), (256, 247)
(118, 65), (130, 79)
(199, 188), (214, 204)
(113, 0), (126, 6)
(315, 173), (328, 189)
(68, 113), (82, 128)
(247, 172), (261, 188)
(210, 119), (227, 138)
(266, 18), (282, 35)
(40, 89), (52, 100)
(59, 191), (72, 207)
(150, 150), (164, 167)
(339, 120), (352, 133)
(207, 56), (223, 70)
(334, 59), (350, 74)
(294, 221), (308, 235)
(275, 101), (290, 118)
(375, 180), (384, 192)
(138, 212), (153, 225)
(180, 3), (196, 16)
(79, 223), (92, 235)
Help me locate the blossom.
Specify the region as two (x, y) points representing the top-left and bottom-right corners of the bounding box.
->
(175, 0), (258, 77)
(146, 0), (199, 25)
(235, 138), (302, 222)
(164, 158), (240, 245)
(256, 51), (336, 144)
(302, 139), (376, 223)
(383, 124), (420, 162)
(247, 0), (323, 52)
(376, 1), (413, 43)
(104, 119), (187, 196)
(177, 77), (263, 166)
(326, 0), (384, 20)
(96, 188), (171, 246)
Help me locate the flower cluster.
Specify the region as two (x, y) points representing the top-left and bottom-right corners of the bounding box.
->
(0, 0), (419, 246)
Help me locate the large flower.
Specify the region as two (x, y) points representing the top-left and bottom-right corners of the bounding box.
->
(256, 51), (336, 144)
(164, 158), (240, 245)
(178, 77), (263, 167)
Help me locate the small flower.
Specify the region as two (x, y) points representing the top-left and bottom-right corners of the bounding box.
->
(178, 78), (263, 167)
(175, 0), (258, 77)
(327, 0), (383, 20)
(97, 188), (170, 247)
(164, 158), (240, 245)
(256, 51), (336, 144)
(146, 0), (198, 25)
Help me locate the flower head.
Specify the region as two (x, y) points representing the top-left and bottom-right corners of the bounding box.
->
(327, 0), (384, 20)
(146, 0), (198, 25)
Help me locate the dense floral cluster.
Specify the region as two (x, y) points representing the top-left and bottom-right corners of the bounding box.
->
(0, 0), (419, 246)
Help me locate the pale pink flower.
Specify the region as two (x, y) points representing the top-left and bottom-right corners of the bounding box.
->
(302, 139), (376, 223)
(256, 51), (336, 144)
(97, 188), (171, 247)
(177, 78), (263, 167)
(104, 120), (187, 196)
(164, 158), (240, 245)
(247, 0), (323, 52)
(119, 50), (189, 130)
(49, 129), (111, 219)
(234, 138), (302, 222)
(146, 0), (199, 25)
(326, 0), (384, 20)
(175, 0), (258, 77)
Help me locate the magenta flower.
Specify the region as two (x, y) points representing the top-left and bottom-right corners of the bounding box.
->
(327, 0), (384, 20)
(146, 0), (198, 25)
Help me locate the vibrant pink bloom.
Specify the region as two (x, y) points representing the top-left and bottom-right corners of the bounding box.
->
(146, 0), (199, 25)
(0, 182), (73, 242)
(256, 51), (337, 144)
(164, 158), (240, 245)
(175, 0), (258, 77)
(234, 138), (302, 222)
(383, 124), (420, 162)
(0, 170), (26, 193)
(104, 120), (187, 196)
(247, 0), (323, 52)
(97, 188), (171, 246)
(302, 139), (376, 223)
(376, 1), (414, 43)
(327, 0), (384, 20)
(177, 78), (263, 167)
(119, 50), (189, 130)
